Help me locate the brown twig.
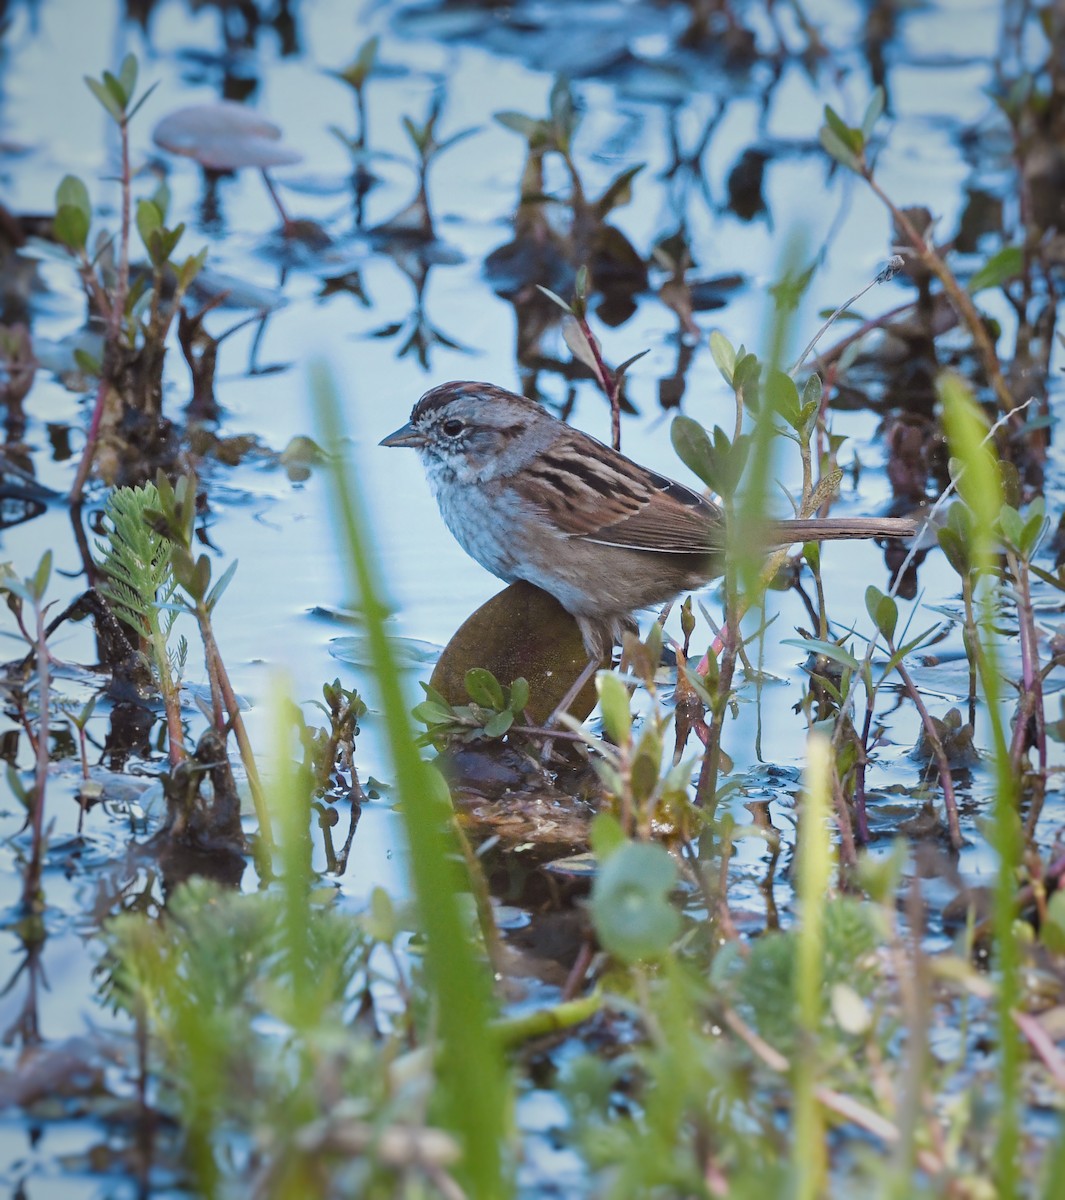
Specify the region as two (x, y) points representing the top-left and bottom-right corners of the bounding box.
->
(863, 174), (1019, 425)
(890, 651), (963, 851)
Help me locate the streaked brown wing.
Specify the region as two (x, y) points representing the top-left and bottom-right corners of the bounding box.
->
(589, 467), (722, 554)
(510, 427), (721, 555)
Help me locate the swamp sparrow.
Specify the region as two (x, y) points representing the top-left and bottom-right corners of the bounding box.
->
(382, 382), (916, 658)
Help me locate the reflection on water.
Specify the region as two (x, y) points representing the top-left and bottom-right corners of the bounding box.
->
(0, 0), (1061, 1192)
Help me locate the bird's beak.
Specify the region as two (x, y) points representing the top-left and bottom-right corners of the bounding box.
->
(379, 422), (426, 448)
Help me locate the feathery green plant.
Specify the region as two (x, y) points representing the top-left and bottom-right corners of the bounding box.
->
(97, 483), (188, 735)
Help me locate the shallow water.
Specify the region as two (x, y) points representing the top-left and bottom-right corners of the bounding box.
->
(0, 0), (1062, 1193)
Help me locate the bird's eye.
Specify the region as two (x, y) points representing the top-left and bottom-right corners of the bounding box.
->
(442, 418), (464, 437)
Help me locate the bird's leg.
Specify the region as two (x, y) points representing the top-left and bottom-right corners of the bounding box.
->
(539, 654), (602, 763)
(546, 655), (601, 727)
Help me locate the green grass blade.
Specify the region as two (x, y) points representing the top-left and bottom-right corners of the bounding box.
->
(311, 362), (510, 1198)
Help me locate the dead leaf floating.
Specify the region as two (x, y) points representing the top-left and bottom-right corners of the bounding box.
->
(152, 101), (302, 171)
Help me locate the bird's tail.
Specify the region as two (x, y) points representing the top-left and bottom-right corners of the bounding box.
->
(774, 516), (917, 543)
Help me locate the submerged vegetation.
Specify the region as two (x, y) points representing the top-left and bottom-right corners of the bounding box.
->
(1, 1), (1064, 1197)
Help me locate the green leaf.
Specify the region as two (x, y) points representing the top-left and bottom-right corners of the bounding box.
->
(800, 373), (823, 431)
(823, 105), (863, 152)
(589, 811), (625, 861)
(172, 549), (211, 602)
(508, 677), (529, 715)
(362, 885), (399, 943)
(998, 504), (1024, 550)
(937, 526), (971, 576)
(881, 624), (939, 675)
(205, 558), (238, 612)
(535, 284), (572, 314)
(733, 352), (761, 406)
(6, 764), (29, 807)
(781, 637), (859, 673)
(494, 111), (543, 139)
(630, 729), (661, 804)
(340, 36), (380, 88)
(56, 175), (91, 222)
(159, 223), (185, 262)
(1019, 503), (1047, 559)
(102, 70), (128, 110)
(151, 181), (171, 224)
(136, 199), (163, 258)
(860, 87), (885, 140)
(125, 79), (160, 125)
(32, 550), (53, 601)
(412, 700), (457, 727)
(117, 53), (138, 101)
(819, 125), (861, 173)
(54, 205), (90, 251)
(596, 671), (632, 746)
(968, 245), (1023, 294)
(765, 368), (801, 427)
(1042, 890), (1065, 954)
(86, 74), (124, 121)
(465, 668), (505, 710)
(177, 247), (208, 291)
(709, 330), (736, 384)
(482, 710), (514, 738)
(562, 316), (599, 374)
(865, 585), (898, 643)
(591, 841), (680, 963)
(615, 348), (650, 379)
(856, 839), (908, 904)
(75, 695), (98, 728)
(549, 76), (578, 145)
(670, 415), (716, 490)
(401, 115), (424, 153)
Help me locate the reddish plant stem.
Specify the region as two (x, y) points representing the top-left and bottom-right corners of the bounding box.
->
(1013, 1009), (1065, 1089)
(1009, 550), (1043, 749)
(890, 651), (963, 851)
(75, 248), (114, 323)
(22, 604), (50, 914)
(852, 701), (874, 845)
(576, 311), (621, 450)
(832, 769), (858, 871)
(695, 611), (739, 818)
(1007, 550), (1047, 836)
(163, 681), (187, 768)
(67, 384), (109, 504)
(68, 116), (133, 504)
(198, 611), (273, 846)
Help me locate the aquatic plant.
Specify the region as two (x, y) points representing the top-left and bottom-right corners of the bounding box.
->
(52, 57), (208, 500)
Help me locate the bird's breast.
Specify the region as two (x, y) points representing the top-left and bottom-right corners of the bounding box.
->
(430, 475), (521, 581)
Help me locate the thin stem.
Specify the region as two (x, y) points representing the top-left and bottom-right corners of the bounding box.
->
(695, 603), (739, 818)
(790, 256), (903, 376)
(114, 116), (132, 347)
(260, 168), (292, 228)
(22, 603), (50, 914)
(864, 172), (1020, 425)
(890, 651), (963, 850)
(576, 310), (621, 450)
(198, 611), (273, 846)
(68, 116), (133, 505)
